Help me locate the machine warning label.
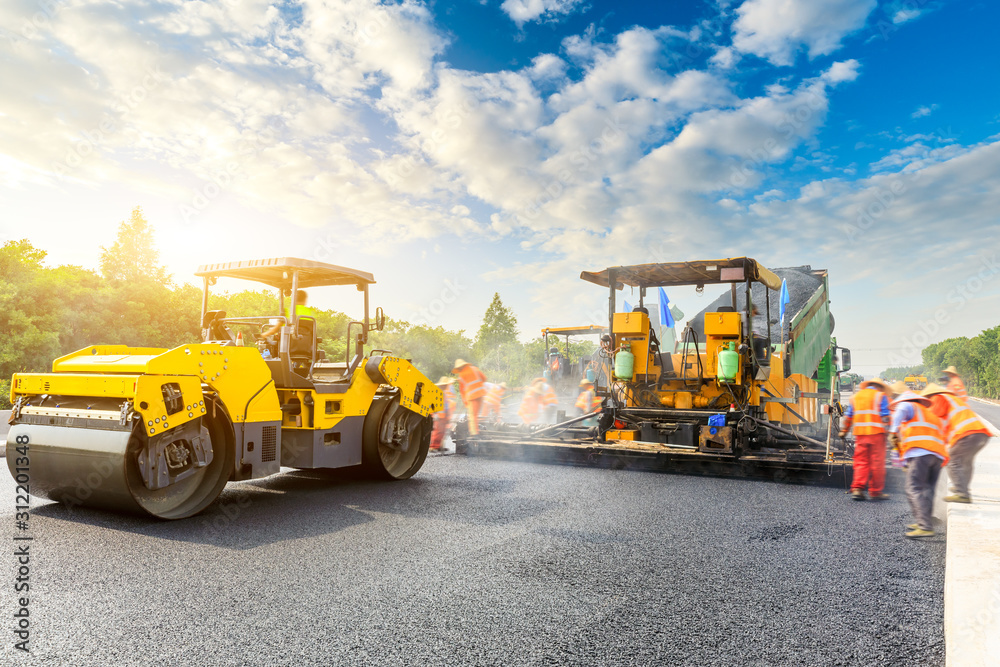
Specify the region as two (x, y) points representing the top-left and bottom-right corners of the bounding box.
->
(11, 433), (32, 653)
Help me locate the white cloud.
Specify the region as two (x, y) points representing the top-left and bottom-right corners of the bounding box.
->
(500, 0), (586, 26)
(731, 0), (877, 65)
(911, 104), (938, 118)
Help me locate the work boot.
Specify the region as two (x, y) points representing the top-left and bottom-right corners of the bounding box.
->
(905, 527), (935, 539)
(851, 488), (866, 501)
(869, 493), (890, 501)
(943, 494), (972, 503)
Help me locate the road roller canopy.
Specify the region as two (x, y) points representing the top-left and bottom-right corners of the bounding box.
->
(580, 258), (782, 291)
(541, 325), (608, 337)
(195, 257), (375, 289)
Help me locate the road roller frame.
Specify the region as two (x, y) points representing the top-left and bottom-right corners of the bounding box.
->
(7, 257), (442, 519)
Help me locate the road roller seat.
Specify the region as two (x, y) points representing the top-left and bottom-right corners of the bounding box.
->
(202, 310), (233, 342)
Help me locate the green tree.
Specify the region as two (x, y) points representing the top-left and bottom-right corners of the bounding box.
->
(474, 293), (519, 358)
(99, 206), (169, 283)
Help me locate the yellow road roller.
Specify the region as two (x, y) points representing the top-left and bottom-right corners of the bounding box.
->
(6, 258), (442, 519)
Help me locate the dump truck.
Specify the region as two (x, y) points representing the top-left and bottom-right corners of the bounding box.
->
(455, 258), (854, 484)
(904, 374), (927, 390)
(6, 258), (442, 519)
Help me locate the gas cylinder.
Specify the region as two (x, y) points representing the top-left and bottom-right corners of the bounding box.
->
(614, 344), (634, 380)
(585, 367), (596, 382)
(717, 342), (739, 381)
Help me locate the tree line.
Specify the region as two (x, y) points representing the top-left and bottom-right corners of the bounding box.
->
(1, 209), (594, 408)
(879, 325), (1000, 398)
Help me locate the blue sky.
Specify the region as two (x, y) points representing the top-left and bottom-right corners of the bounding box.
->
(1, 0), (998, 376)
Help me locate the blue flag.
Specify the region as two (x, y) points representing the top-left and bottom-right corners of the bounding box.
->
(622, 299), (632, 313)
(658, 287), (674, 327)
(779, 279), (790, 325)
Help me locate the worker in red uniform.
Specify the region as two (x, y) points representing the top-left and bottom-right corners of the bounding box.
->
(839, 379), (892, 501)
(889, 390), (948, 539)
(452, 359), (487, 436)
(940, 366), (968, 399)
(922, 383), (992, 503)
(481, 382), (506, 423)
(430, 376), (457, 451)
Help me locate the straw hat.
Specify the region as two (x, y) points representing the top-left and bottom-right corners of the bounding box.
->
(859, 378), (889, 391)
(532, 377), (547, 385)
(893, 390), (931, 407)
(942, 366), (960, 376)
(452, 359), (470, 371)
(579, 378), (594, 387)
(921, 383), (952, 397)
(498, 382), (507, 389)
(436, 376), (455, 386)
(888, 381), (908, 397)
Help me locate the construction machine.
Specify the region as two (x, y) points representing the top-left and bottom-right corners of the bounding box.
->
(455, 258), (854, 485)
(904, 374), (927, 390)
(541, 325), (607, 394)
(6, 258), (442, 519)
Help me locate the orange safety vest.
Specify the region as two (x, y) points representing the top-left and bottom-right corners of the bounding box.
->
(947, 376), (968, 399)
(929, 393), (990, 447)
(575, 389), (601, 412)
(540, 383), (558, 407)
(898, 403), (949, 464)
(456, 365), (487, 401)
(484, 383), (504, 407)
(844, 387), (887, 435)
(518, 388), (542, 423)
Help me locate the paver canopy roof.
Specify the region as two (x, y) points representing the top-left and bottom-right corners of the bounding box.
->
(195, 257), (375, 289)
(580, 257), (782, 291)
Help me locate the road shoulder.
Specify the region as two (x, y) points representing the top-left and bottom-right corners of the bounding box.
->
(945, 398), (1000, 666)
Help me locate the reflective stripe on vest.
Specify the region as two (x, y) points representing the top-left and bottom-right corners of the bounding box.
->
(457, 366), (486, 400)
(941, 393), (989, 446)
(848, 388), (886, 435)
(899, 403), (949, 463)
(484, 384), (504, 407)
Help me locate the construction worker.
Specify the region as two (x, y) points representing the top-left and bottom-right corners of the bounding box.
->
(889, 390), (949, 539)
(518, 378), (547, 424)
(452, 359), (487, 436)
(940, 366), (968, 399)
(921, 383), (992, 503)
(574, 379), (602, 426)
(430, 377), (457, 451)
(481, 382), (506, 423)
(539, 372), (559, 423)
(838, 378), (891, 501)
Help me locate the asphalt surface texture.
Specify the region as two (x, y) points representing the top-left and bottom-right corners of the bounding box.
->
(1, 429), (951, 667)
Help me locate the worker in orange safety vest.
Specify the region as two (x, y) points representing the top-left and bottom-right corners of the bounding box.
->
(889, 390), (948, 538)
(452, 359), (487, 436)
(481, 382), (507, 423)
(921, 383), (992, 503)
(939, 366), (968, 399)
(838, 378), (891, 501)
(518, 378), (548, 424)
(431, 377), (457, 451)
(574, 379), (602, 426)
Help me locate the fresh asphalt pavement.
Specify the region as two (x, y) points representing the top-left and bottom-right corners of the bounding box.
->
(0, 439), (947, 666)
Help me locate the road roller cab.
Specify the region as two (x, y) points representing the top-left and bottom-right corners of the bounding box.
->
(7, 257), (443, 519)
